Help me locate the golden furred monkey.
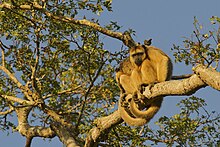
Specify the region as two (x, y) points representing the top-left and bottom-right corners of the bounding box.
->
(116, 45), (172, 126)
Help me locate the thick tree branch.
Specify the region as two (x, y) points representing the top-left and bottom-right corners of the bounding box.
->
(143, 74), (206, 99)
(85, 111), (123, 147)
(15, 107), (56, 147)
(0, 2), (136, 48)
(51, 122), (82, 147)
(193, 64), (220, 91)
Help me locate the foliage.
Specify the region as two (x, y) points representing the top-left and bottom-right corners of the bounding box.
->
(0, 0), (121, 136)
(172, 16), (220, 67)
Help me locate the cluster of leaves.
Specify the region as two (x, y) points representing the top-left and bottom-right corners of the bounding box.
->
(172, 16), (220, 67)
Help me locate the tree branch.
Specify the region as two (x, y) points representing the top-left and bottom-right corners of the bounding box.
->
(0, 41), (6, 67)
(193, 64), (220, 91)
(0, 2), (136, 48)
(143, 74), (206, 99)
(51, 122), (82, 147)
(15, 107), (56, 146)
(0, 66), (33, 101)
(85, 111), (123, 147)
(0, 107), (14, 115)
(31, 29), (41, 98)
(0, 95), (34, 105)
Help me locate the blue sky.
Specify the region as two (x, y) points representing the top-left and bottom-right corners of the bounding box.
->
(1, 0), (220, 146)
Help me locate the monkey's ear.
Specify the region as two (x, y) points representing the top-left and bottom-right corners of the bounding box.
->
(144, 39), (152, 46)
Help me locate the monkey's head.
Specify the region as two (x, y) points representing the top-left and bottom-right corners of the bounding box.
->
(129, 45), (147, 67)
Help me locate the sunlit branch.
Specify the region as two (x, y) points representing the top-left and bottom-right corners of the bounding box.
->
(42, 85), (82, 99)
(16, 107), (55, 147)
(0, 95), (34, 105)
(193, 64), (220, 91)
(143, 74), (206, 99)
(0, 2), (136, 48)
(0, 66), (33, 100)
(85, 110), (123, 147)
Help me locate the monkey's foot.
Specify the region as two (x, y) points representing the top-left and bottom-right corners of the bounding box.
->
(120, 93), (132, 108)
(138, 83), (148, 94)
(121, 101), (129, 108)
(121, 93), (127, 102)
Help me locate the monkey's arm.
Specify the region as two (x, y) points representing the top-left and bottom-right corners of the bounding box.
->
(157, 56), (173, 82)
(148, 46), (173, 82)
(118, 94), (148, 126)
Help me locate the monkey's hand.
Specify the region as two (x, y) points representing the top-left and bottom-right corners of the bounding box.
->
(139, 82), (158, 98)
(139, 83), (149, 94)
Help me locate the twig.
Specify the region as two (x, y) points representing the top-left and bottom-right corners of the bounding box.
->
(0, 66), (33, 100)
(0, 107), (14, 115)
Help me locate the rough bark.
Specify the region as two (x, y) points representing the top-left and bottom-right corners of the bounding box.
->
(15, 107), (55, 147)
(143, 74), (206, 99)
(51, 122), (82, 147)
(193, 64), (220, 91)
(84, 111), (123, 147)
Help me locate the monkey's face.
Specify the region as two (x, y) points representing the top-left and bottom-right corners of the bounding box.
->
(130, 46), (146, 67)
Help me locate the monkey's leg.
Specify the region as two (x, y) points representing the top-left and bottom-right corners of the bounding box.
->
(118, 94), (148, 126)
